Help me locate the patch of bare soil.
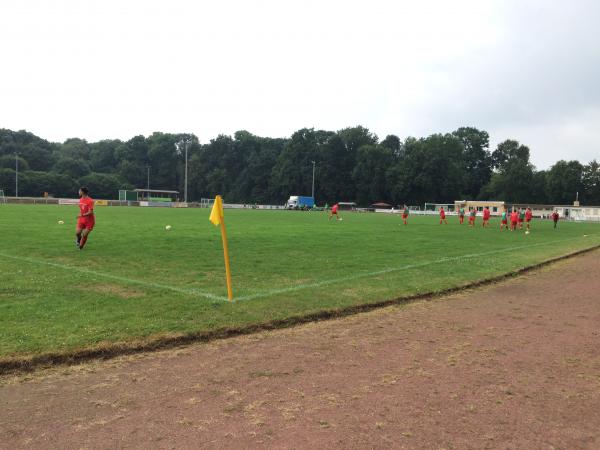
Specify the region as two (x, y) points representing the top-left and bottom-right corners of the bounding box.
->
(1, 251), (599, 449)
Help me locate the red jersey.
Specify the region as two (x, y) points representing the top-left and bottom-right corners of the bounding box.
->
(439, 209), (446, 218)
(483, 209), (491, 220)
(551, 212), (559, 221)
(79, 197), (95, 217)
(510, 211), (518, 222)
(525, 210), (533, 221)
(332, 204), (339, 213)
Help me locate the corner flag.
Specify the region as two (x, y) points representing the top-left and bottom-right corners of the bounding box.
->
(209, 195), (233, 301)
(209, 195), (223, 226)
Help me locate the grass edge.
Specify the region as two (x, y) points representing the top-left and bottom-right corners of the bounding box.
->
(2, 243), (599, 375)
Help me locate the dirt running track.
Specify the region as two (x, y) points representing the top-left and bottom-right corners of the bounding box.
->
(2, 252), (600, 449)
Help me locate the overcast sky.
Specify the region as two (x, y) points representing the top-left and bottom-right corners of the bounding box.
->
(1, 0), (599, 169)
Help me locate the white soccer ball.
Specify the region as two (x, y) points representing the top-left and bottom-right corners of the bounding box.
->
(165, 225), (172, 230)
(58, 220), (64, 225)
(339, 218), (343, 221)
(525, 230), (530, 235)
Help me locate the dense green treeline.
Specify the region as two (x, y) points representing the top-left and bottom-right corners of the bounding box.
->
(0, 127), (599, 205)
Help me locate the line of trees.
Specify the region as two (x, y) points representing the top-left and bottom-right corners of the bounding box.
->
(1, 127), (599, 206)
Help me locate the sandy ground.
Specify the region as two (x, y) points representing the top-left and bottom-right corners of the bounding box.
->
(1, 251), (600, 449)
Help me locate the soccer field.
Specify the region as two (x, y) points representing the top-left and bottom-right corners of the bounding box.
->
(1, 204), (599, 360)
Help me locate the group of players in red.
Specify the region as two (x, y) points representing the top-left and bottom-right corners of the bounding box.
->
(497, 207), (533, 231)
(454, 206), (533, 231)
(400, 205), (561, 232)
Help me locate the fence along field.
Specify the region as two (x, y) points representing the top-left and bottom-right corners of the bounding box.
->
(0, 203), (599, 361)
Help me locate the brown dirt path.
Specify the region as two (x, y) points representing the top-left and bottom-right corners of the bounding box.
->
(1, 251), (600, 449)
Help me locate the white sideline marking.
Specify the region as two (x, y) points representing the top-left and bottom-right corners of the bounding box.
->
(0, 236), (595, 304)
(0, 252), (227, 302)
(234, 237), (594, 301)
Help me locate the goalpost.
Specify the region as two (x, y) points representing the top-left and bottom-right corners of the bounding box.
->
(0, 189), (6, 204)
(119, 190), (139, 202)
(200, 198), (215, 208)
(424, 203), (455, 212)
(569, 208), (585, 222)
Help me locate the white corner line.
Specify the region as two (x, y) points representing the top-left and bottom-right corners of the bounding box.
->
(234, 236), (593, 302)
(0, 252), (228, 302)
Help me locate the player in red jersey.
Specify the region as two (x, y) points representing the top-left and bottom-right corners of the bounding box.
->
(525, 207), (533, 231)
(402, 204), (409, 225)
(510, 210), (519, 231)
(468, 208), (476, 227)
(551, 210), (559, 229)
(329, 203), (341, 221)
(439, 207), (448, 225)
(482, 206), (491, 227)
(76, 187), (95, 250)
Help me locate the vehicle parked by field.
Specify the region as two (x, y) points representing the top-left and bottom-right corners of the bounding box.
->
(286, 195), (315, 210)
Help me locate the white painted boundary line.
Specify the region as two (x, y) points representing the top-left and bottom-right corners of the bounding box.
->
(234, 236), (594, 302)
(0, 236), (595, 304)
(0, 252), (228, 302)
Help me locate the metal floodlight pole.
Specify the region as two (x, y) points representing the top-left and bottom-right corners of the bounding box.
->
(15, 153), (18, 197)
(176, 138), (192, 203)
(311, 160), (316, 199)
(184, 140), (189, 203)
(147, 166), (150, 194)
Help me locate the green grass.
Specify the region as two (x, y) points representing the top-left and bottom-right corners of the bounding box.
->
(1, 204), (599, 359)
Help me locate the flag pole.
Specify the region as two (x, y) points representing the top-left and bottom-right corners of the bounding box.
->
(209, 195), (233, 301)
(219, 213), (234, 301)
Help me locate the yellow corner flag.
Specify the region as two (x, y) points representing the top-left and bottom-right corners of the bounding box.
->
(209, 195), (223, 226)
(209, 195), (233, 301)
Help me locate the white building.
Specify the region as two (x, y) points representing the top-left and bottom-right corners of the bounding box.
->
(512, 203), (600, 221)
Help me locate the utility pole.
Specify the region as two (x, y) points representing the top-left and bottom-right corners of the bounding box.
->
(185, 140), (189, 203)
(175, 138), (193, 203)
(311, 160), (316, 199)
(15, 153), (19, 197)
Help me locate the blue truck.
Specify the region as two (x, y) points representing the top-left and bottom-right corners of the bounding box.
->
(286, 195), (315, 210)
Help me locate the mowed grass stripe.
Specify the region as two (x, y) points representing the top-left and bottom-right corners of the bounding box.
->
(234, 235), (594, 301)
(1, 235), (589, 304)
(0, 252), (227, 302)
